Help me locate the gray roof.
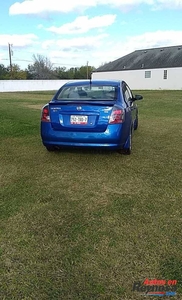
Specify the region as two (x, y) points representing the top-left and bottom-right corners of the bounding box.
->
(95, 45), (182, 72)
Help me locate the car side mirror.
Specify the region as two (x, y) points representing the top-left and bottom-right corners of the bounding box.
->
(133, 94), (143, 101)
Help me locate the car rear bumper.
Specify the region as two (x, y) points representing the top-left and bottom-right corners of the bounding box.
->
(41, 122), (125, 149)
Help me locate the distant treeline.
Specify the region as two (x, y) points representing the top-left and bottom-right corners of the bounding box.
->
(0, 54), (96, 80)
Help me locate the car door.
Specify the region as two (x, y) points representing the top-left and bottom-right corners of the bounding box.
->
(122, 82), (136, 126)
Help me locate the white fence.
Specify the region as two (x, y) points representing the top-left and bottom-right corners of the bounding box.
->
(1, 69), (182, 91)
(0, 80), (70, 92)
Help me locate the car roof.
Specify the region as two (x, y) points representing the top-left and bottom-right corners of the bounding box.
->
(63, 79), (122, 87)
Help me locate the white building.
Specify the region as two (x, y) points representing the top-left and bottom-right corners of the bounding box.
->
(92, 45), (182, 90)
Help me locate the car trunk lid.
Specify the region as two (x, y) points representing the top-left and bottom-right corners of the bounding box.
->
(49, 101), (114, 132)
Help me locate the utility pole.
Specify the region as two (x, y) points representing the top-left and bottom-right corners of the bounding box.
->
(8, 43), (13, 79)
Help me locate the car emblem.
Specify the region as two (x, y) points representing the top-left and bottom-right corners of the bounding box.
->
(77, 106), (82, 110)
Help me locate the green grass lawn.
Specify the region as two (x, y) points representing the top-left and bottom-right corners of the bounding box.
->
(0, 90), (182, 299)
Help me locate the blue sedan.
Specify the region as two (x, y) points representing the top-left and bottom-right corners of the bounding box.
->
(41, 80), (143, 154)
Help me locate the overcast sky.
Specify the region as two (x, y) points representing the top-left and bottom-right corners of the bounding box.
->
(1, 0), (182, 69)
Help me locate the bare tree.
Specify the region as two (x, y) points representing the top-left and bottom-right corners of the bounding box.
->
(27, 54), (56, 79)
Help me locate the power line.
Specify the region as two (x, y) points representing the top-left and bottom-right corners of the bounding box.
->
(12, 58), (34, 63)
(51, 62), (81, 67)
(1, 57), (81, 67)
(3, 45), (90, 68)
(13, 49), (86, 66)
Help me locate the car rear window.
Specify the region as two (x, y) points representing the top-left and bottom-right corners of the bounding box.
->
(56, 85), (118, 101)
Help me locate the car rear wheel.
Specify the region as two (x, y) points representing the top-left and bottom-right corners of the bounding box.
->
(134, 115), (138, 130)
(118, 130), (132, 155)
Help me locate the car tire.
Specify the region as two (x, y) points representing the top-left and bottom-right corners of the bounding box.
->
(45, 146), (57, 152)
(118, 130), (132, 155)
(134, 115), (138, 130)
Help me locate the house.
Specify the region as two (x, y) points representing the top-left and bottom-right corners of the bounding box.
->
(92, 45), (182, 90)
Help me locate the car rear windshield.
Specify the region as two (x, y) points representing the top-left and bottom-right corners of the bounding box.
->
(56, 85), (118, 101)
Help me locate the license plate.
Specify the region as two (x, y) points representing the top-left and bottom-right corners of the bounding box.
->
(70, 115), (88, 125)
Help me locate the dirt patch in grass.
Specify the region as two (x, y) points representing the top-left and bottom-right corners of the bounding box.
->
(23, 103), (43, 110)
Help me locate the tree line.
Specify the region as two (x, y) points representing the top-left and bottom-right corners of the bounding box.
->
(0, 54), (96, 80)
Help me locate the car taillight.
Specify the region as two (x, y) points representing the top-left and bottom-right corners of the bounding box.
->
(41, 105), (50, 122)
(109, 106), (125, 124)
